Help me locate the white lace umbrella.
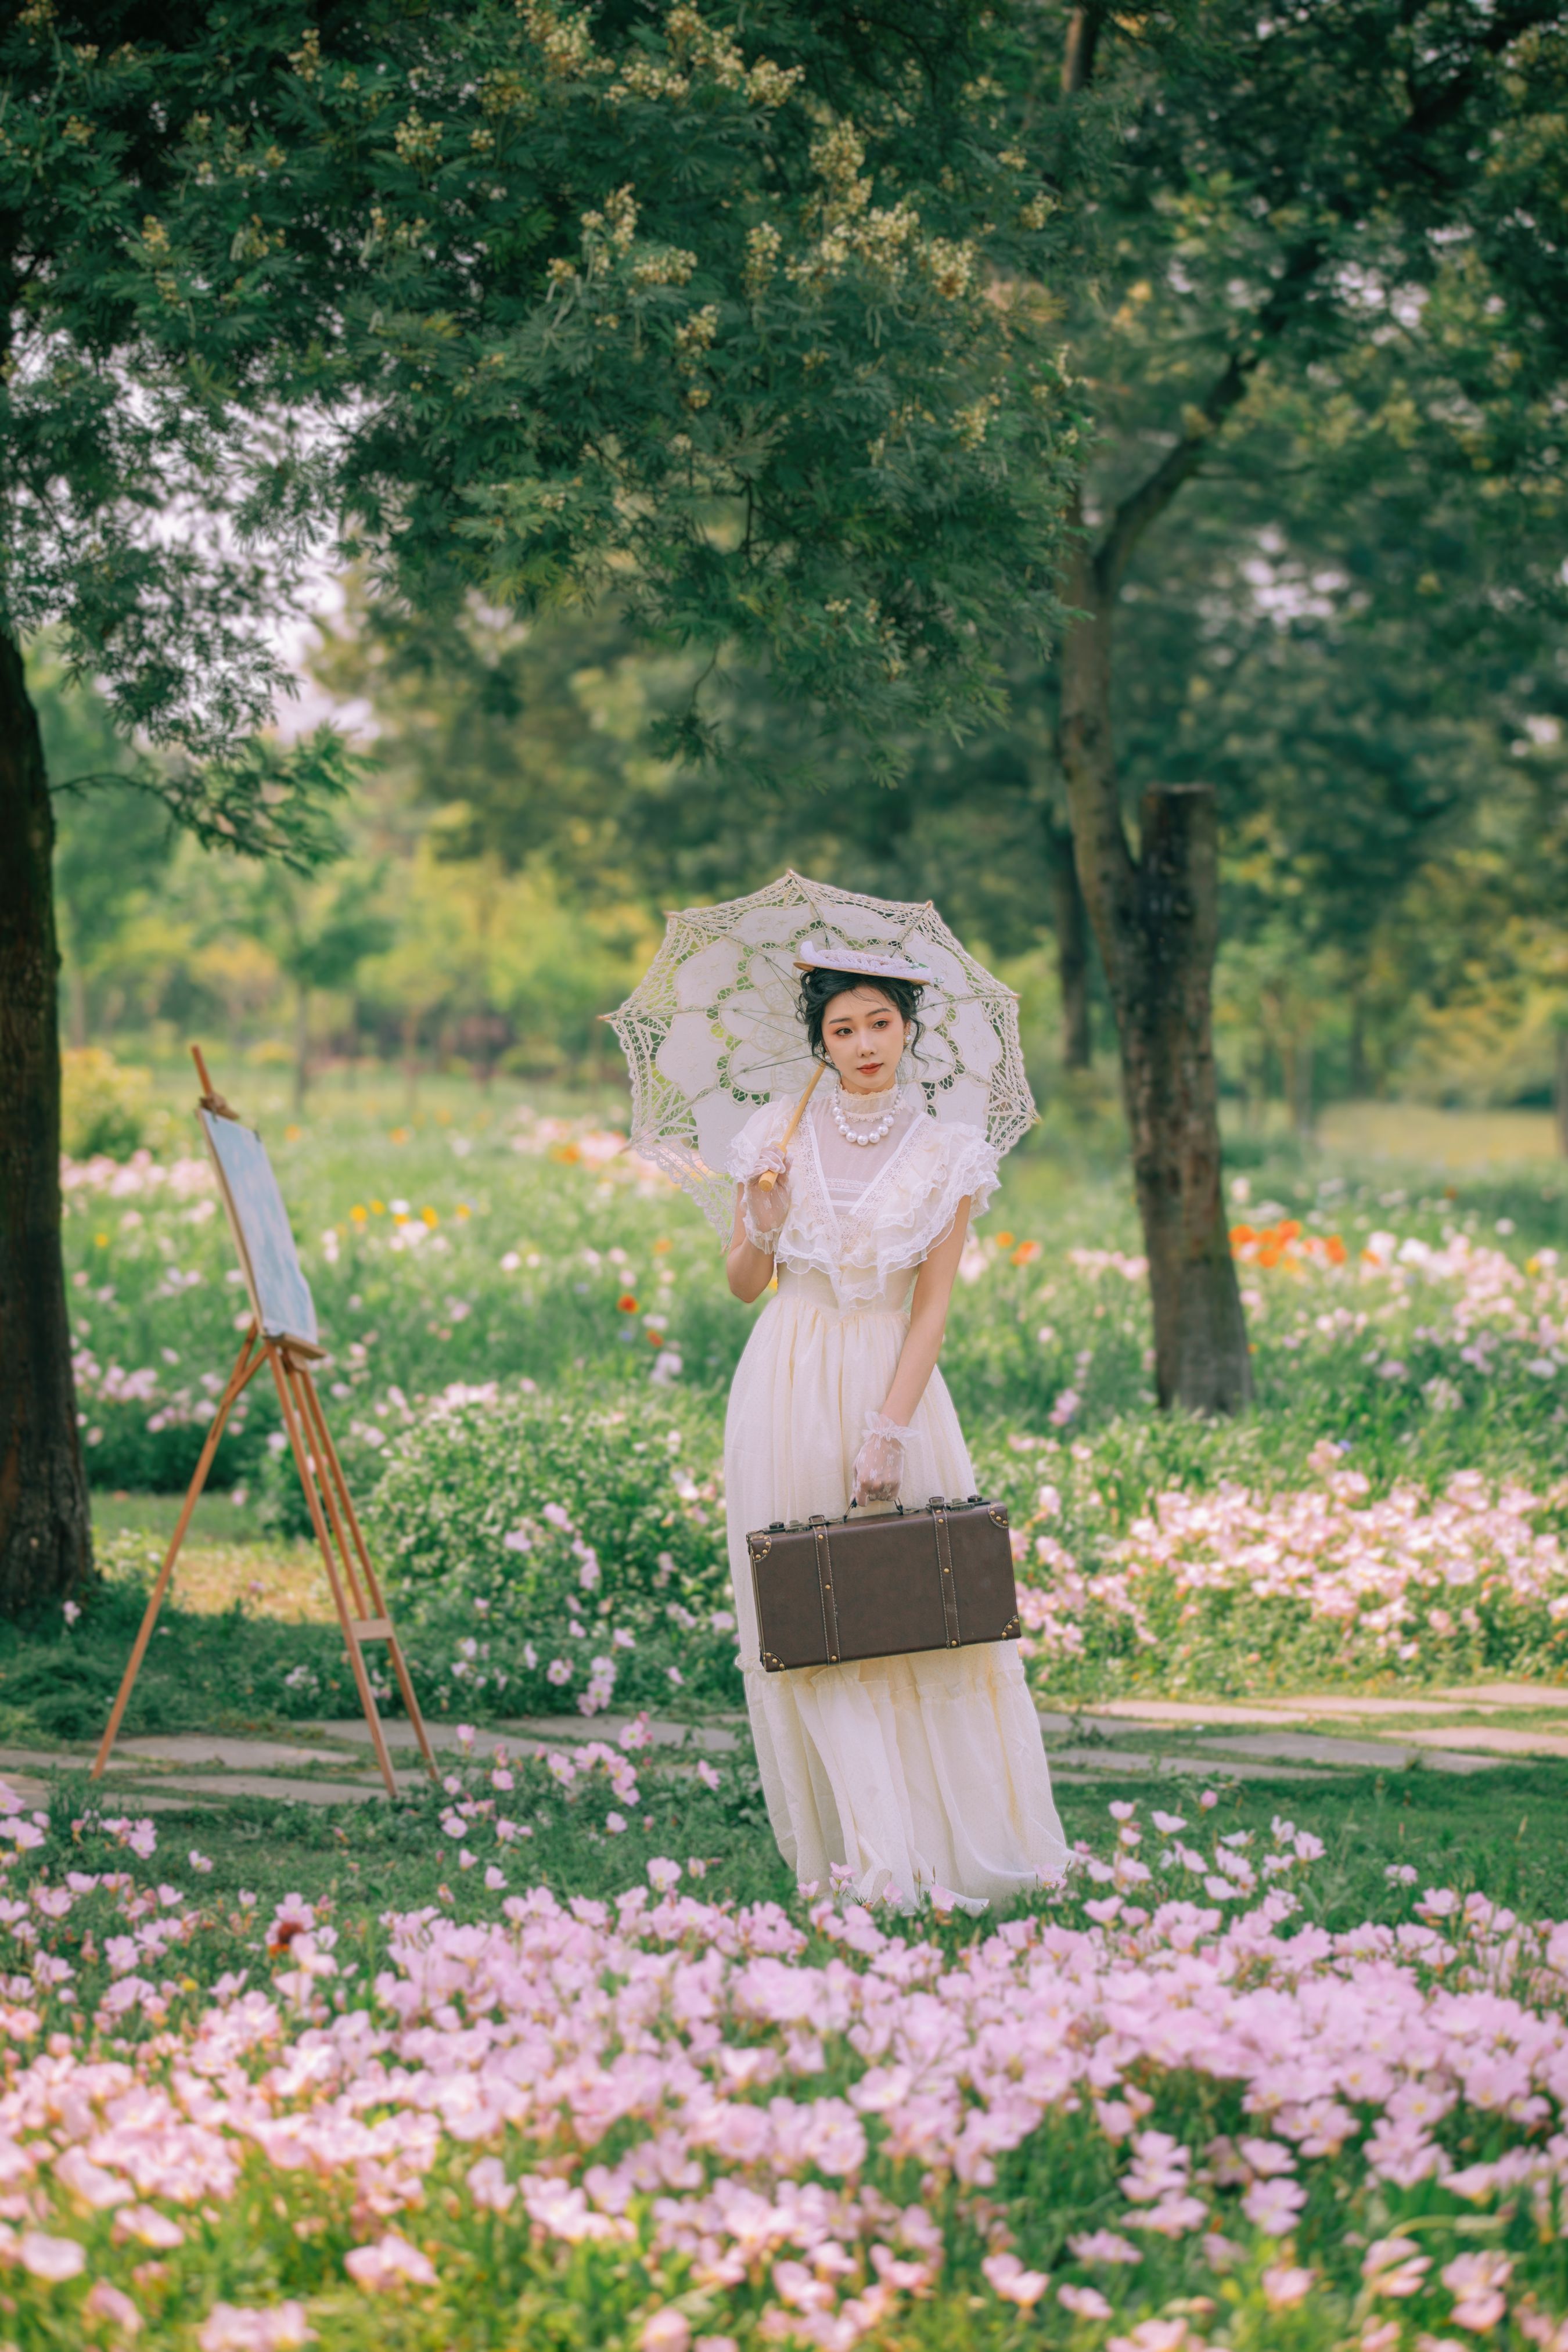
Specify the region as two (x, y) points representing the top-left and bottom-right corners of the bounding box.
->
(605, 869), (1037, 1238)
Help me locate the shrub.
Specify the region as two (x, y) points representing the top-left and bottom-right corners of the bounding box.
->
(365, 1381), (742, 1720)
(60, 1047), (157, 1160)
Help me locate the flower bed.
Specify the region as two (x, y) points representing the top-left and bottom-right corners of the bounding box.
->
(1006, 1444), (1568, 1691)
(3, 1775), (1568, 2348)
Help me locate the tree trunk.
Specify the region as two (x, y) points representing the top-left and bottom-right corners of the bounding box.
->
(1348, 989), (1368, 1098)
(1292, 1030), (1315, 1143)
(1046, 820), (1092, 1069)
(0, 630), (92, 1612)
(1058, 545), (1252, 1412)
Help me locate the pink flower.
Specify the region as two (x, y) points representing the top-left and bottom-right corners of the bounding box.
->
(648, 1857), (682, 1892)
(17, 2231), (84, 2282)
(641, 2314), (692, 2352)
(1059, 2282), (1113, 2318)
(345, 2233), (437, 2291)
(197, 2304), (314, 2351)
(484, 1866), (507, 1891)
(115, 2206), (185, 2250)
(606, 1812), (628, 1835)
(1263, 2266), (1316, 2310)
(1441, 2251), (1512, 2332)
(466, 2157), (515, 2213)
(1242, 2175), (1306, 2234)
(1069, 2231), (1141, 2265)
(85, 2281), (141, 2335)
(981, 2252), (1049, 2308)
(1364, 2238), (1431, 2299)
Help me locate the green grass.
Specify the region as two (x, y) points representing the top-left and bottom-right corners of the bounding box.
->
(18, 1749), (1568, 1945)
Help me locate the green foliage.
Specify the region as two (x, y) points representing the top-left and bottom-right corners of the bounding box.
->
(365, 1383), (742, 1720)
(58, 1048), (159, 1161)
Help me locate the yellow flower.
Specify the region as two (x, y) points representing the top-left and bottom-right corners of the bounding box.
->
(350, 1204), (368, 1224)
(420, 1206), (439, 1228)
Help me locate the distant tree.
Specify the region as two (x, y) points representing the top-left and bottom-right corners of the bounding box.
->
(251, 865), (392, 1112)
(998, 0), (1568, 1408)
(0, 9), (376, 1613)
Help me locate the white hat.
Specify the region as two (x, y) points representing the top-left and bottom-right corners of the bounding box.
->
(793, 937), (936, 984)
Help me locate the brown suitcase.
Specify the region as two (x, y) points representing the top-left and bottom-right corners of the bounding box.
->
(747, 1494), (1020, 1673)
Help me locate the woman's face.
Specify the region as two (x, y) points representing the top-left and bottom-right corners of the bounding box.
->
(820, 987), (910, 1094)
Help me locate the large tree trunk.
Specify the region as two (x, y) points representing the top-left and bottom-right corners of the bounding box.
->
(1059, 544), (1252, 1412)
(1046, 819), (1092, 1070)
(1124, 784), (1252, 1410)
(0, 631), (92, 1611)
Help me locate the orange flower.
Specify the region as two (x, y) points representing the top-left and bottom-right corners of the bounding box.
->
(552, 1142), (582, 1164)
(994, 1229), (1015, 1248)
(1011, 1240), (1041, 1266)
(1278, 1218), (1301, 1243)
(645, 1326), (666, 1345)
(652, 1237), (672, 1254)
(1230, 1223), (1256, 1247)
(1325, 1235), (1347, 1265)
(617, 1293), (639, 1313)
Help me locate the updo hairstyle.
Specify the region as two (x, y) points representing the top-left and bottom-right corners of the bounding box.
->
(799, 965), (926, 1069)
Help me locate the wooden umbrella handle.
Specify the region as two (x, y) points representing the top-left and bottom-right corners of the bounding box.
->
(757, 1062), (826, 1191)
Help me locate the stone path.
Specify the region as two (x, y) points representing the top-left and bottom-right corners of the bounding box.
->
(2, 1683), (1563, 1811)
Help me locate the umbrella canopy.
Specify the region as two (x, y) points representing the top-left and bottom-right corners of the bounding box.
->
(605, 870), (1037, 1238)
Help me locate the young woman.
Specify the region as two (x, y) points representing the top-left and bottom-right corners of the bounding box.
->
(722, 948), (1066, 1910)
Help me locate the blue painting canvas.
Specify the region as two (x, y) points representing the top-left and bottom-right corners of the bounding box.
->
(199, 1109), (318, 1348)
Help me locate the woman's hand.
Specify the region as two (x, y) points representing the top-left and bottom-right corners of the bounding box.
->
(742, 1146), (790, 1243)
(727, 1146), (790, 1302)
(852, 1411), (914, 1506)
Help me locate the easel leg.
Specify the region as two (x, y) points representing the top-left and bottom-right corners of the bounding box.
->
(92, 1329), (264, 1781)
(295, 1376), (438, 1780)
(270, 1351), (402, 1799)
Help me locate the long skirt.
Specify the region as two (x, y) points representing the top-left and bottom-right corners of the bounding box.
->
(723, 1263), (1067, 1908)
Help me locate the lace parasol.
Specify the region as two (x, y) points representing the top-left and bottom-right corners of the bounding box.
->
(605, 869), (1037, 1239)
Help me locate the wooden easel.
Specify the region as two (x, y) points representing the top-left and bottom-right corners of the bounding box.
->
(92, 1049), (437, 1799)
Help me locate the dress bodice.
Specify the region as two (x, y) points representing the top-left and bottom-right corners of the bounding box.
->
(726, 1085), (999, 1310)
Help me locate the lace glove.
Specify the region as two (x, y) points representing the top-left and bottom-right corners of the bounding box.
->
(740, 1145), (790, 1253)
(852, 1408), (915, 1506)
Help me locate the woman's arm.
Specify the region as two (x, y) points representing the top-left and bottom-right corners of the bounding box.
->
(725, 1144), (789, 1304)
(878, 1196), (971, 1426)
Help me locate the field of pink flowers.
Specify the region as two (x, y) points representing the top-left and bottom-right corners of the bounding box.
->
(5, 1759), (1568, 2352)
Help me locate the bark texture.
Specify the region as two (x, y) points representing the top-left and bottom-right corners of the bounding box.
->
(1124, 786), (1252, 1412)
(0, 630), (92, 1610)
(1047, 819), (1092, 1070)
(1059, 526), (1251, 1412)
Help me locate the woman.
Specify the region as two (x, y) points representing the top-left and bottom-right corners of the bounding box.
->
(722, 945), (1067, 1910)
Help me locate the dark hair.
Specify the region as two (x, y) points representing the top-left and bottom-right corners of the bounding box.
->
(799, 966), (926, 1066)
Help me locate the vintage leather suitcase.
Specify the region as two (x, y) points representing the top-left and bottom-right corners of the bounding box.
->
(747, 1495), (1020, 1673)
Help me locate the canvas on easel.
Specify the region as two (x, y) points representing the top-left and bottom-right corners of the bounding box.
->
(92, 1048), (436, 1798)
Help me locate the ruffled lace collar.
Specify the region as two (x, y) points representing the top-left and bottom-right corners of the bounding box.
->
(727, 1093), (1001, 1307)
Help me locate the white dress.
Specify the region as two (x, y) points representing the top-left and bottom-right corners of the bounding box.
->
(723, 1086), (1068, 1909)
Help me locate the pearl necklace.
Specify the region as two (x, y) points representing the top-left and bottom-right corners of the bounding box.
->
(831, 1081), (902, 1148)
